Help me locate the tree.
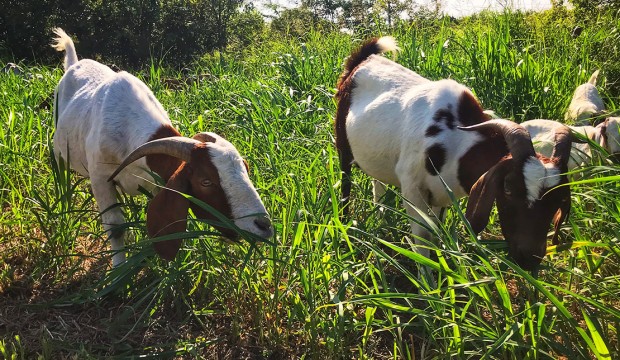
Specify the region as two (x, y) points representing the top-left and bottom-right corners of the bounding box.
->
(228, 4), (267, 50)
(301, 0), (342, 22)
(338, 0), (374, 29)
(0, 0), (259, 67)
(0, 0), (57, 61)
(569, 0), (620, 18)
(270, 7), (328, 39)
(372, 0), (418, 28)
(206, 0), (245, 49)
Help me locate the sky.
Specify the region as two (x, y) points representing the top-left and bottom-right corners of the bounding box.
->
(440, 0), (553, 17)
(259, 0), (555, 18)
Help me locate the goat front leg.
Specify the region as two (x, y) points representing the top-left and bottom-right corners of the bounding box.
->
(401, 187), (445, 286)
(372, 180), (388, 204)
(400, 187), (439, 259)
(90, 175), (127, 267)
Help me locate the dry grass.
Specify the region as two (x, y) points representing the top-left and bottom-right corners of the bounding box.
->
(0, 235), (298, 359)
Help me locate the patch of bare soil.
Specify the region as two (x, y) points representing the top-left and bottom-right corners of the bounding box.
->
(0, 234), (298, 359)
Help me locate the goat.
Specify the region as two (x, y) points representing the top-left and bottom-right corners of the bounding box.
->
(2, 62), (22, 75)
(523, 117), (620, 169)
(52, 28), (273, 266)
(335, 37), (574, 270)
(565, 70), (605, 124)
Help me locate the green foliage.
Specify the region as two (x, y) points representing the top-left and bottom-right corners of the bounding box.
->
(0, 0), (254, 67)
(570, 0), (620, 18)
(270, 7), (335, 40)
(228, 4), (268, 51)
(1, 8), (620, 359)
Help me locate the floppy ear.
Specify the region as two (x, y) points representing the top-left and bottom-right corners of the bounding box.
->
(465, 160), (510, 233)
(551, 195), (571, 245)
(147, 166), (190, 261)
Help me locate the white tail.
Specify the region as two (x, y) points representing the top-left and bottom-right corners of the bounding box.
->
(51, 28), (78, 71)
(588, 69), (600, 85)
(376, 36), (400, 54)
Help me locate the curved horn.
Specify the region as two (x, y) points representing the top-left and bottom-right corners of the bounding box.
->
(107, 137), (200, 181)
(459, 119), (536, 161)
(192, 132), (218, 143)
(551, 125), (574, 166)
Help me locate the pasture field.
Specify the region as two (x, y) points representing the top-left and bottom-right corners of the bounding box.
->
(1, 11), (620, 359)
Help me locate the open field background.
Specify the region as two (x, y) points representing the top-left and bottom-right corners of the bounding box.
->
(1, 9), (620, 359)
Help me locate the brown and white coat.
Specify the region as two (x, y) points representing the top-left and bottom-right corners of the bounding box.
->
(335, 37), (574, 270)
(52, 28), (273, 266)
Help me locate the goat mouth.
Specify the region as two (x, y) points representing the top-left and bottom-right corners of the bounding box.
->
(218, 228), (274, 243)
(507, 242), (546, 271)
(215, 227), (241, 242)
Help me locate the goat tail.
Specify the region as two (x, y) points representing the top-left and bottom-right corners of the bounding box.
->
(51, 28), (78, 71)
(375, 36), (400, 54)
(588, 69), (600, 85)
(337, 36), (400, 91)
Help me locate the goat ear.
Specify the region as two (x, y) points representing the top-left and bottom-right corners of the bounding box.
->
(551, 196), (571, 245)
(465, 160), (510, 233)
(147, 166), (190, 261)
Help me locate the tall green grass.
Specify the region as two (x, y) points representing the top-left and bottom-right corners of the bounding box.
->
(1, 10), (619, 359)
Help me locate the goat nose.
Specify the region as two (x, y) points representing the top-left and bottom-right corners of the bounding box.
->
(254, 216), (272, 231)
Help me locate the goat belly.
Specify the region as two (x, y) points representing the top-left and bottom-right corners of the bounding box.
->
(347, 139), (400, 186)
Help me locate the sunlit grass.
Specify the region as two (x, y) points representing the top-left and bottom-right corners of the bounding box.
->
(1, 11), (619, 359)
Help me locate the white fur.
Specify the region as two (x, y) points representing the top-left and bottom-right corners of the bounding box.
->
(348, 55), (482, 202)
(565, 70), (605, 123)
(202, 133), (271, 236)
(346, 53), (487, 257)
(604, 118), (620, 155)
(375, 36), (400, 53)
(342, 37), (573, 270)
(51, 28), (78, 71)
(52, 29), (271, 266)
(523, 157), (561, 206)
(523, 118), (620, 169)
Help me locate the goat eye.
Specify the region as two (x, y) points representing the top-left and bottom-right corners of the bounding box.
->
(201, 179), (213, 187)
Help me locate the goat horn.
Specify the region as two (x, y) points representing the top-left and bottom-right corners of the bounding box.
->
(551, 125), (574, 165)
(459, 119), (536, 161)
(108, 137), (200, 181)
(192, 132), (218, 143)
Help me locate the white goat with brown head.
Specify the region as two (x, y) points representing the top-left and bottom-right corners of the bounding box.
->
(52, 28), (273, 266)
(335, 37), (574, 270)
(565, 70), (605, 124)
(523, 117), (620, 170)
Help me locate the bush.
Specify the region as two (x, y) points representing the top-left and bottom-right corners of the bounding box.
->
(270, 7), (335, 40)
(0, 0), (261, 68)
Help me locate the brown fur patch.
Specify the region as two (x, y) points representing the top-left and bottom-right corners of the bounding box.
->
(145, 125), (182, 182)
(334, 80), (354, 210)
(425, 125), (442, 137)
(458, 136), (510, 193)
(335, 38), (393, 212)
(425, 144), (447, 175)
(457, 92), (485, 127)
(433, 106), (455, 129)
(147, 144), (234, 260)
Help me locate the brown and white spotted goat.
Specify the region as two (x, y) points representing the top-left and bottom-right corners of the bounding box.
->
(335, 36), (574, 270)
(52, 28), (273, 266)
